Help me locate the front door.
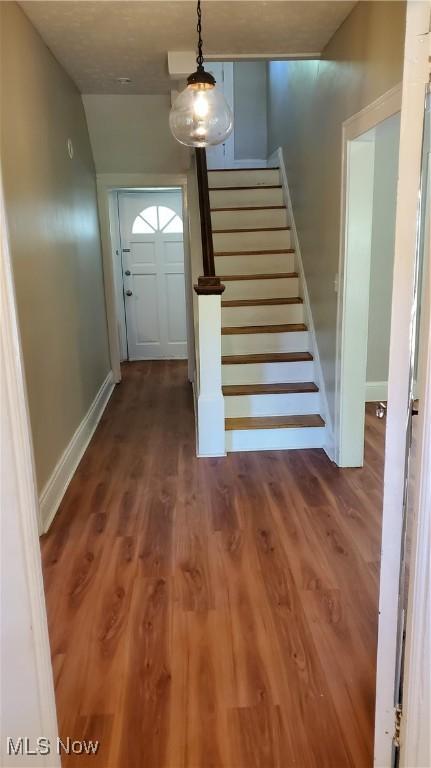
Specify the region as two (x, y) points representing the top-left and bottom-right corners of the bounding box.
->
(118, 190), (187, 360)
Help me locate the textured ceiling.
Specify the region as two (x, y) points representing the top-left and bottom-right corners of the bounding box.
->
(20, 1), (356, 94)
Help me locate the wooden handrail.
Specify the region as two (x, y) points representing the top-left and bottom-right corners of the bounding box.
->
(194, 148), (225, 295)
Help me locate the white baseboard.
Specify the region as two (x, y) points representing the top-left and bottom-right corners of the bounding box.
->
(231, 158), (268, 169)
(365, 381), (388, 401)
(276, 146), (335, 460)
(39, 370), (115, 533)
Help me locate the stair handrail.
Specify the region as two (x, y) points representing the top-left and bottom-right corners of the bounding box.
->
(194, 148), (225, 295)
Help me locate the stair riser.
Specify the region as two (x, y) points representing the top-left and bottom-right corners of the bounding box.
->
(222, 360), (314, 385)
(222, 331), (310, 356)
(214, 229), (291, 253)
(222, 303), (304, 327)
(210, 187), (284, 208)
(208, 169), (280, 188)
(223, 276), (299, 301)
(224, 392), (321, 418)
(211, 208), (288, 230)
(226, 426), (325, 452)
(216, 252), (295, 276)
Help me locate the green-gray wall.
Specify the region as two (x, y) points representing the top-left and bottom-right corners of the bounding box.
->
(1, 2), (110, 492)
(367, 112), (401, 385)
(234, 62), (267, 161)
(267, 1), (406, 426)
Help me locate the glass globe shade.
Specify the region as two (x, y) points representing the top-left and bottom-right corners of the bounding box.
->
(169, 82), (233, 148)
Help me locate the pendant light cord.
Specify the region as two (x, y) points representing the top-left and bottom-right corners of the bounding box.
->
(196, 0), (204, 71)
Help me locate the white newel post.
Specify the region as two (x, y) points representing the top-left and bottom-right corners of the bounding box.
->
(197, 293), (226, 456)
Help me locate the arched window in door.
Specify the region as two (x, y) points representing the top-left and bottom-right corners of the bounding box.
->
(132, 205), (183, 234)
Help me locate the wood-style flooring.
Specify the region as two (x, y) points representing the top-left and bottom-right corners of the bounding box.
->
(41, 361), (385, 768)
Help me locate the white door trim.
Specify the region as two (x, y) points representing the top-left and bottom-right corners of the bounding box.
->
(335, 83), (402, 467)
(401, 254), (431, 766)
(1, 174), (59, 763)
(96, 173), (194, 382)
(374, 2), (431, 764)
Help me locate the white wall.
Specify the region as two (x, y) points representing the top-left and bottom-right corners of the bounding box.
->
(233, 62), (267, 161)
(83, 94), (191, 174)
(367, 112), (401, 385)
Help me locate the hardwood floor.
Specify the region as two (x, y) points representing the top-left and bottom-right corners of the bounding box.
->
(41, 362), (385, 768)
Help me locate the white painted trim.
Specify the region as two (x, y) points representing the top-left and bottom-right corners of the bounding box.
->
(276, 146), (334, 459)
(96, 172), (193, 380)
(1, 174), (60, 764)
(39, 371), (114, 533)
(231, 159), (268, 169)
(374, 3), (431, 764)
(400, 42), (431, 768)
(196, 295), (226, 457)
(205, 53), (321, 62)
(336, 84), (402, 467)
(226, 425), (325, 453)
(401, 310), (431, 767)
(365, 381), (388, 402)
(110, 192), (128, 362)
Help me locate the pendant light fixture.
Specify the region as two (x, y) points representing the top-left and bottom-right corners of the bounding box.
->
(169, 0), (233, 148)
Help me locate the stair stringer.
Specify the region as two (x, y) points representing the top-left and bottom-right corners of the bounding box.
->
(274, 147), (335, 460)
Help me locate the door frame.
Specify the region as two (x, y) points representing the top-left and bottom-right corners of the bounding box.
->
(335, 83), (402, 468)
(116, 189), (188, 362)
(373, 2), (431, 765)
(96, 173), (194, 383)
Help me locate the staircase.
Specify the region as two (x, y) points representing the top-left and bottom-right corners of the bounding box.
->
(208, 166), (326, 452)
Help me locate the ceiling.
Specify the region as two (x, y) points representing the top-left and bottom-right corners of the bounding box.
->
(20, 1), (356, 95)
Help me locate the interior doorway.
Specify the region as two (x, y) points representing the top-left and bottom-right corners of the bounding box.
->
(116, 189), (188, 361)
(204, 62), (234, 170)
(336, 87), (402, 467)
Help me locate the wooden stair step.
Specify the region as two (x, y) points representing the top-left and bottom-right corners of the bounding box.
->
(221, 297), (303, 308)
(222, 323), (306, 335)
(223, 382), (319, 396)
(211, 205), (286, 211)
(219, 272), (298, 281)
(215, 248), (295, 257)
(213, 226), (290, 233)
(209, 185), (282, 191)
(225, 414), (325, 431)
(222, 352), (313, 365)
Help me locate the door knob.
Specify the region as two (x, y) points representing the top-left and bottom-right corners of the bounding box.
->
(125, 270), (131, 276)
(125, 290), (133, 296)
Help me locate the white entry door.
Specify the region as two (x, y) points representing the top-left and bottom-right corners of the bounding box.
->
(205, 62), (234, 170)
(118, 190), (187, 360)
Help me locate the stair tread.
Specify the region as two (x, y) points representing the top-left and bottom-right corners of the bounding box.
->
(211, 206), (286, 211)
(222, 297), (303, 307)
(222, 323), (307, 335)
(223, 382), (319, 395)
(209, 185), (282, 191)
(219, 272), (297, 281)
(213, 226), (290, 233)
(222, 352), (313, 364)
(215, 248), (295, 257)
(225, 414), (325, 431)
